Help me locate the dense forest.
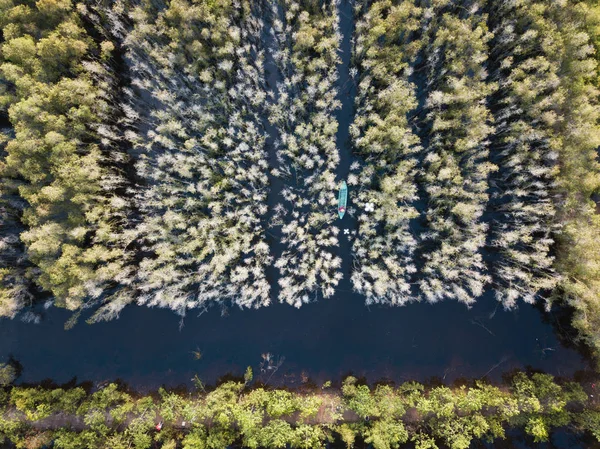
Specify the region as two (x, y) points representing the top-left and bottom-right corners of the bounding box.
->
(0, 365), (599, 449)
(1, 0), (600, 357)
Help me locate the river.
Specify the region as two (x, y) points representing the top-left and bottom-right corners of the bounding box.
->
(0, 292), (588, 391)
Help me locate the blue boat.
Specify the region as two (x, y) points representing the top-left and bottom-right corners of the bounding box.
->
(338, 181), (347, 219)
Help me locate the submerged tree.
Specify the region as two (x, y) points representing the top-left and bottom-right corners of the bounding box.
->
(349, 0), (423, 306)
(269, 0), (343, 307)
(418, 0), (497, 306)
(97, 0), (274, 319)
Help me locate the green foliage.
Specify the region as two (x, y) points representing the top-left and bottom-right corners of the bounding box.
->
(291, 424), (327, 449)
(11, 387), (85, 420)
(205, 424), (237, 449)
(373, 384), (406, 418)
(342, 377), (379, 418)
(412, 432), (438, 449)
(363, 419), (408, 449)
(53, 429), (101, 449)
(411, 382), (521, 449)
(256, 419), (295, 449)
(0, 364), (16, 387)
(202, 381), (243, 425)
(546, 0), (600, 367)
(576, 408), (600, 441)
(0, 0), (127, 312)
(297, 394), (322, 420)
(77, 383), (133, 427)
(181, 427), (207, 449)
(509, 373), (587, 442)
(264, 390), (298, 418)
(336, 423), (357, 449)
(583, 0), (600, 86)
(0, 374), (597, 448)
(244, 366), (253, 384)
(158, 387), (186, 423)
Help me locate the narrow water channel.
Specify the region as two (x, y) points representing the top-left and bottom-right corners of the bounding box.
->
(333, 0), (359, 294)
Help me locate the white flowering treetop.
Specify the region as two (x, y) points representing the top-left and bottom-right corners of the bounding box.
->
(417, 3), (496, 306)
(269, 0), (343, 308)
(96, 0), (273, 318)
(349, 0), (422, 306)
(2, 0), (598, 323)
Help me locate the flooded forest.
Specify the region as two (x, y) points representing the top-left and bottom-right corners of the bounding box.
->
(1, 0), (600, 447)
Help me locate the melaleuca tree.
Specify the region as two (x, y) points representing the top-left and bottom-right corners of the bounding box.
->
(349, 0), (423, 306)
(548, 1), (600, 365)
(484, 0), (600, 367)
(411, 383), (518, 449)
(100, 0), (273, 319)
(509, 372), (587, 443)
(0, 0), (129, 312)
(418, 0), (497, 305)
(486, 0), (564, 308)
(0, 133), (35, 318)
(268, 0), (343, 307)
(580, 0), (600, 87)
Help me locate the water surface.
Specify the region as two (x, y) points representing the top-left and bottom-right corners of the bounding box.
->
(0, 292), (588, 390)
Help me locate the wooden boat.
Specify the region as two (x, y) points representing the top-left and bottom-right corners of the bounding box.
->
(338, 180), (347, 219)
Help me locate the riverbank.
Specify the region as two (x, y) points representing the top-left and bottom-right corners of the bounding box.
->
(1, 370), (599, 449)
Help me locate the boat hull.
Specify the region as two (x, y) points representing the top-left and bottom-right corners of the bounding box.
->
(338, 181), (348, 219)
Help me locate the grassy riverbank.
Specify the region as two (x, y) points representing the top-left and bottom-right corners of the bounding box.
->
(0, 367), (599, 449)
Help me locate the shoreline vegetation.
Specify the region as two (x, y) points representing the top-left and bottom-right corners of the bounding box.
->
(0, 366), (599, 449)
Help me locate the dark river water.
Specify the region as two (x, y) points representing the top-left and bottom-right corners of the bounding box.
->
(0, 292), (589, 390)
